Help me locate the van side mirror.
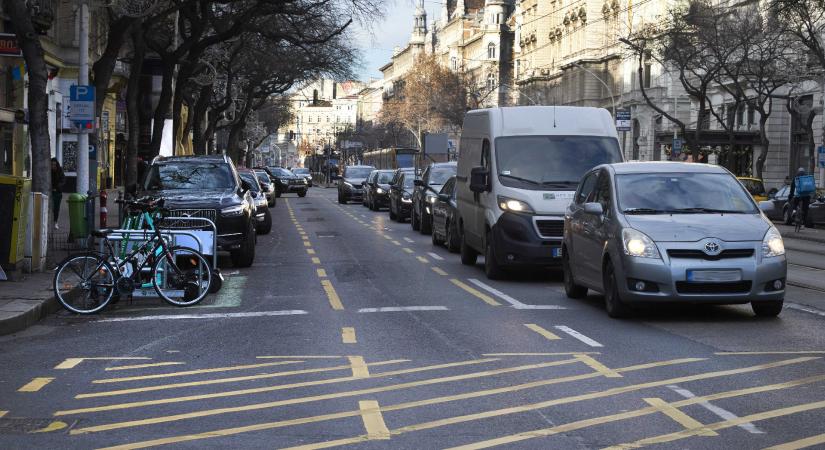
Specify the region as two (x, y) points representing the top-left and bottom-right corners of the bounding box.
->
(470, 167), (489, 193)
(583, 202), (604, 216)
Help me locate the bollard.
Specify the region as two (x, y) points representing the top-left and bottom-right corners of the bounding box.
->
(99, 190), (108, 228)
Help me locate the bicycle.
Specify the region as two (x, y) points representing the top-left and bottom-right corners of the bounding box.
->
(53, 199), (213, 314)
(793, 202), (804, 232)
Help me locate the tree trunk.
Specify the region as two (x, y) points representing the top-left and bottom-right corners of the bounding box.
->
(125, 25), (145, 195)
(148, 61), (175, 156)
(92, 16), (133, 115)
(191, 84), (212, 154)
(227, 123), (245, 165)
(755, 114), (770, 179)
(4, 0), (51, 193)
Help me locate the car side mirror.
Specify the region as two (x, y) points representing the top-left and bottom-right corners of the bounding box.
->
(437, 193), (450, 202)
(414, 179), (424, 187)
(583, 202), (604, 217)
(240, 180), (252, 193)
(470, 167), (489, 193)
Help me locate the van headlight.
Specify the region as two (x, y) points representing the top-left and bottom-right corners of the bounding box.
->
(622, 228), (660, 259)
(762, 226), (785, 257)
(221, 202), (247, 217)
(497, 196), (534, 214)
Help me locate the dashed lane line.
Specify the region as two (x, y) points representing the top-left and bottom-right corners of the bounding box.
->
(316, 268), (327, 278)
(321, 280), (344, 310)
(96, 310), (309, 322)
(427, 252), (445, 261)
(342, 327), (357, 344)
(554, 325), (603, 347)
(431, 267), (448, 276)
(105, 362), (184, 371)
(468, 279), (566, 310)
(402, 248), (414, 254)
(306, 249), (316, 255)
(524, 324), (561, 340)
(449, 279), (501, 306)
(403, 237), (415, 243)
(667, 384), (763, 434)
(416, 256), (429, 264)
(18, 377), (54, 392)
(358, 306), (449, 312)
(311, 257), (321, 264)
(358, 400), (391, 440)
(347, 356), (370, 378)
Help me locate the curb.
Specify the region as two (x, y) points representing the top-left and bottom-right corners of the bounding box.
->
(0, 296), (59, 336)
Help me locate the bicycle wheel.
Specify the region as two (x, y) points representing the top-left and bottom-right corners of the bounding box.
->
(152, 246), (212, 306)
(54, 254), (115, 314)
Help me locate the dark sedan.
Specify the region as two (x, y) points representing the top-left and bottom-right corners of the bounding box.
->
(412, 162), (457, 234)
(430, 176), (460, 252)
(267, 167), (308, 197)
(238, 169), (272, 234)
(388, 168), (416, 222)
(291, 167), (313, 187)
(253, 169), (276, 207)
(337, 165), (375, 204)
(364, 169), (395, 211)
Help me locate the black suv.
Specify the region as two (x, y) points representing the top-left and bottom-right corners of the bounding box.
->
(412, 162), (457, 234)
(337, 165), (375, 204)
(141, 155), (257, 267)
(364, 169), (395, 210)
(266, 167), (308, 197)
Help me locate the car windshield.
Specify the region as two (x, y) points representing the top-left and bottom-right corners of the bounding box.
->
(377, 172), (394, 183)
(144, 162), (234, 190)
(271, 168), (293, 177)
(429, 167), (456, 185)
(254, 172), (269, 184)
(739, 178), (765, 196)
(346, 167), (373, 178)
(293, 168), (309, 175)
(495, 135), (622, 190)
(617, 172), (758, 214)
(238, 173), (261, 193)
(403, 174), (415, 189)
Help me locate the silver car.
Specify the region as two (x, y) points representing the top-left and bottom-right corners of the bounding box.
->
(563, 162), (787, 318)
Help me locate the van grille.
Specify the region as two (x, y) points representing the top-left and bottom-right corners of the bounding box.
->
(535, 220), (564, 238)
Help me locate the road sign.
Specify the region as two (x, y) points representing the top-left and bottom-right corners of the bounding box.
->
(672, 138), (683, 157)
(69, 85), (95, 132)
(615, 109), (631, 131)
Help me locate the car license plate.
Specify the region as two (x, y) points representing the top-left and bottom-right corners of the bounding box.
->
(551, 248), (562, 258)
(686, 269), (742, 282)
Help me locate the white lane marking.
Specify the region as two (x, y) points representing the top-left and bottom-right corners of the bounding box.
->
(667, 385), (764, 434)
(786, 302), (825, 317)
(403, 237), (415, 243)
(96, 310), (309, 322)
(553, 325), (603, 347)
(358, 306), (449, 313)
(427, 252), (445, 261)
(468, 279), (567, 310)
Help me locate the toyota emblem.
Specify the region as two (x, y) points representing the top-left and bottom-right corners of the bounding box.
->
(704, 241), (721, 254)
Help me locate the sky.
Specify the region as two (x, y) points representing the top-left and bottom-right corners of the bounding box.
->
(351, 0), (442, 82)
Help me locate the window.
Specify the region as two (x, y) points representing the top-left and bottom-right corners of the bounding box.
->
(643, 63), (652, 88)
(488, 43), (497, 59)
(481, 140), (491, 169)
(576, 171), (598, 204)
(487, 74), (497, 91)
(593, 171), (612, 214)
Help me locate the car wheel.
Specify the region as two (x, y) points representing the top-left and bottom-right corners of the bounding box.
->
(411, 206), (421, 231)
(603, 260), (630, 318)
(563, 250), (587, 299)
(230, 221), (256, 268)
(338, 193), (346, 204)
(446, 220), (460, 253)
(460, 226), (478, 265)
(484, 233), (505, 280)
(783, 206), (793, 225)
(431, 224), (444, 246)
(420, 211), (432, 235)
(257, 209), (272, 235)
(389, 202), (397, 221)
(298, 190), (307, 198)
(752, 300), (783, 317)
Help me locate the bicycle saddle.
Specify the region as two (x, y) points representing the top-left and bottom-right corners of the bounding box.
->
(92, 229), (115, 238)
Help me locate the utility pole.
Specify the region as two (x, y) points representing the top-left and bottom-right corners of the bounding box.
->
(76, 1), (90, 195)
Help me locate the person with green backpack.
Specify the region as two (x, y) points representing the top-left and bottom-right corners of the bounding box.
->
(788, 167), (815, 228)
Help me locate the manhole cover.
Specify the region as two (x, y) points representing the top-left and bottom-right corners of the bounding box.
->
(316, 231), (338, 238)
(306, 217), (324, 222)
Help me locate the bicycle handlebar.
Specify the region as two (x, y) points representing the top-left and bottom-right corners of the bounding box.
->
(115, 197), (165, 211)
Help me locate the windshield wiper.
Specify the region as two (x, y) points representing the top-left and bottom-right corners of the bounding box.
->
(623, 208), (667, 215)
(499, 174), (540, 185)
(671, 208), (744, 214)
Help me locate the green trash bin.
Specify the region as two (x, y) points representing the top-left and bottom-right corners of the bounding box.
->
(67, 193), (88, 240)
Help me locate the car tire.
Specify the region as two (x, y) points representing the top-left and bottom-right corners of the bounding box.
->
(420, 211), (432, 235)
(783, 207), (793, 225)
(230, 221), (256, 268)
(563, 250), (588, 299)
(446, 220), (460, 253)
(459, 226), (478, 265)
(338, 193), (346, 204)
(298, 190), (307, 198)
(603, 260), (630, 318)
(275, 190), (282, 198)
(412, 207), (421, 231)
(257, 209), (272, 235)
(431, 225), (444, 246)
(752, 300), (783, 317)
(484, 233), (505, 280)
(389, 202), (397, 221)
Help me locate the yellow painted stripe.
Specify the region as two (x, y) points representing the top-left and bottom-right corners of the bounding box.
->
(383, 235), (392, 240)
(0, 410), (7, 418)
(55, 357), (150, 369)
(524, 324), (561, 340)
(348, 356), (369, 378)
(301, 236), (309, 241)
(18, 377), (54, 392)
(30, 421), (68, 433)
(416, 256), (429, 264)
(311, 257), (321, 264)
(306, 249), (316, 255)
(715, 351), (825, 355)
(359, 400), (390, 440)
(342, 327), (356, 344)
(431, 267), (448, 276)
(765, 432), (825, 450)
(78, 360), (407, 399)
(257, 355), (342, 359)
(450, 279), (501, 306)
(299, 231), (306, 235)
(93, 361), (302, 384)
(644, 398), (717, 436)
(303, 241), (312, 247)
(316, 268), (327, 278)
(575, 354), (622, 378)
(402, 248), (414, 254)
(321, 280), (344, 310)
(105, 362), (184, 371)
(483, 352), (600, 356)
(392, 240), (401, 245)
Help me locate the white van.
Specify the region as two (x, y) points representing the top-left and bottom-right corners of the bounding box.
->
(455, 106), (623, 279)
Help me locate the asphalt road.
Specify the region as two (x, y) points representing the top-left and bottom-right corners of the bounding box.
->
(2, 187), (825, 449)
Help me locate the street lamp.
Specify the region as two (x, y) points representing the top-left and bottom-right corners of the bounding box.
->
(573, 61), (616, 118)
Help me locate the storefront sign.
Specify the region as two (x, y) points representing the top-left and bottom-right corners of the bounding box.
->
(0, 34), (22, 57)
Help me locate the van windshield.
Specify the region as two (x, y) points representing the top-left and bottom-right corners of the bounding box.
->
(495, 136), (621, 190)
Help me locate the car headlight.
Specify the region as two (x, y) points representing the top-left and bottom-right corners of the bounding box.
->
(255, 196), (267, 207)
(221, 201), (247, 217)
(344, 182), (353, 189)
(762, 226), (785, 257)
(376, 188), (385, 194)
(302, 178), (308, 184)
(621, 228), (660, 259)
(426, 193), (437, 204)
(497, 196), (534, 214)
(402, 192), (412, 202)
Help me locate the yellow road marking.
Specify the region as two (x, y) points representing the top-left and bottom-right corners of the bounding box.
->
(644, 398), (716, 436)
(715, 351), (825, 355)
(105, 362), (184, 371)
(392, 240), (401, 245)
(359, 400), (390, 440)
(431, 267), (448, 276)
(416, 256), (429, 264)
(301, 236), (309, 241)
(575, 354), (622, 378)
(450, 279), (501, 306)
(348, 356), (369, 378)
(303, 241), (312, 247)
(342, 327), (356, 344)
(256, 355), (342, 359)
(55, 357), (150, 369)
(765, 432), (825, 450)
(306, 248), (316, 255)
(321, 279), (344, 310)
(483, 352), (600, 356)
(316, 268), (327, 278)
(18, 377), (54, 392)
(78, 360), (407, 399)
(311, 257), (321, 264)
(383, 235), (392, 240)
(402, 248), (414, 254)
(524, 323), (561, 340)
(30, 421), (67, 433)
(93, 361), (302, 384)
(0, 411), (7, 418)
(299, 231), (306, 235)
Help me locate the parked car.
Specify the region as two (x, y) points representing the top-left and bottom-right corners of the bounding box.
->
(337, 165), (375, 204)
(412, 162), (457, 235)
(141, 154), (256, 267)
(253, 169), (275, 207)
(431, 176), (460, 252)
(761, 186), (825, 228)
(563, 162), (786, 318)
(738, 177), (767, 202)
(389, 168), (416, 221)
(238, 169), (272, 234)
(455, 106), (623, 279)
(292, 167), (313, 187)
(267, 167), (308, 197)
(364, 169), (395, 210)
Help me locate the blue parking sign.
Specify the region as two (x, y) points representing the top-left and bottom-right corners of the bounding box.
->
(69, 85), (95, 132)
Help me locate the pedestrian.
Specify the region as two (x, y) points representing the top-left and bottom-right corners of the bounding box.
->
(51, 157), (65, 230)
(789, 167), (814, 228)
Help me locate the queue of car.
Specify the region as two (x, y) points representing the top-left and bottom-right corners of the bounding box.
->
(341, 105), (788, 319)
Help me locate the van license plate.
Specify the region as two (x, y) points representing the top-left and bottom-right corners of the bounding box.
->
(686, 270), (741, 282)
(552, 248), (562, 258)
